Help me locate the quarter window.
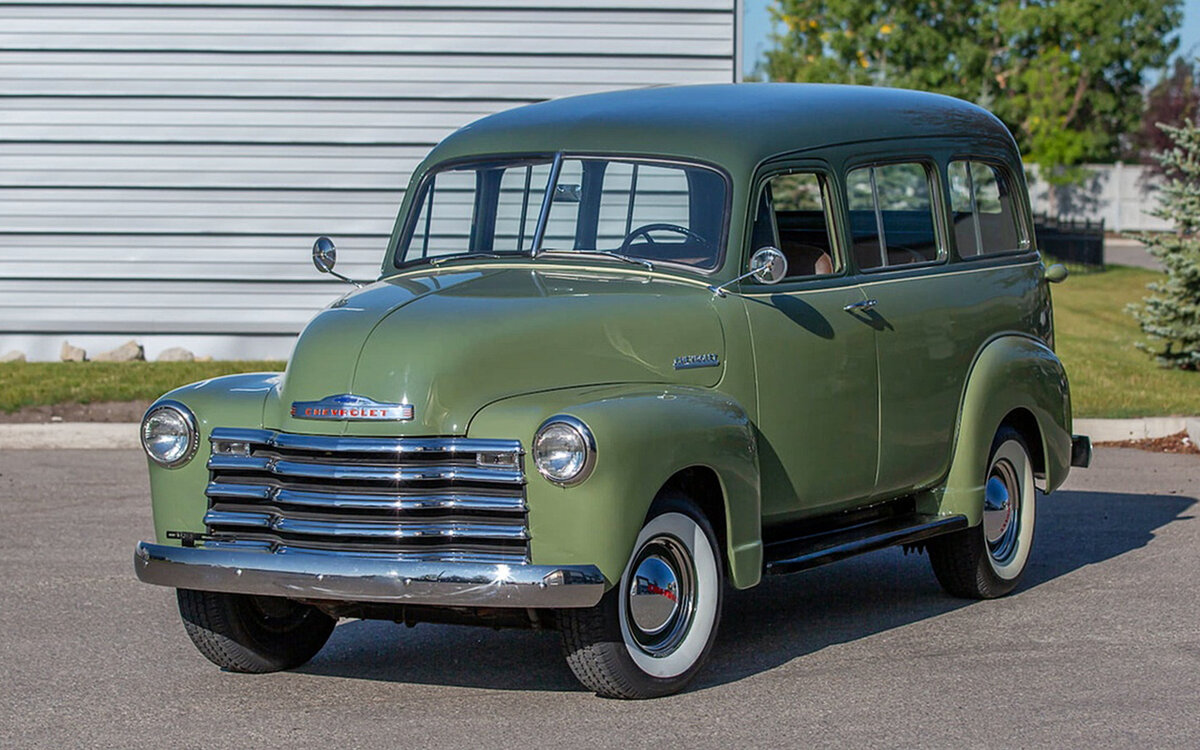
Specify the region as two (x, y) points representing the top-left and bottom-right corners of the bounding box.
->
(749, 172), (838, 280)
(846, 162), (940, 270)
(948, 160), (1026, 257)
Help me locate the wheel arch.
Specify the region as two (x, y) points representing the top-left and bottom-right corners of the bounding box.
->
(923, 334), (1073, 525)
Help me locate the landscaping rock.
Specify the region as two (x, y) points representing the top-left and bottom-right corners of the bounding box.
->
(0, 350), (26, 363)
(60, 342), (87, 362)
(156, 346), (195, 362)
(93, 340), (145, 362)
(195, 355), (214, 362)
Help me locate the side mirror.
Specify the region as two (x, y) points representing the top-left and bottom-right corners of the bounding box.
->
(311, 236), (363, 288)
(312, 236), (337, 274)
(750, 246), (788, 285)
(1044, 263), (1069, 284)
(708, 246), (789, 298)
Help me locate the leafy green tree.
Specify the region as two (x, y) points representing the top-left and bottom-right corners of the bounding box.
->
(762, 1), (1182, 184)
(1128, 119), (1200, 370)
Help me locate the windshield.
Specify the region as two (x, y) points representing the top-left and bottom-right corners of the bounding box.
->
(394, 155), (728, 270)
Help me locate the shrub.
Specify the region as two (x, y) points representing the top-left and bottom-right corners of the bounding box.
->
(1128, 121), (1200, 370)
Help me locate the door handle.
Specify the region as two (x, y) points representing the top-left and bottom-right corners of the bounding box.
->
(843, 298), (879, 312)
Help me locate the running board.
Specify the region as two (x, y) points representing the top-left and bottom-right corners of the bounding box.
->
(763, 513), (969, 576)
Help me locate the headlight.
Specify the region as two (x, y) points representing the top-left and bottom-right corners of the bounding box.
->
(533, 415), (596, 486)
(140, 401), (198, 468)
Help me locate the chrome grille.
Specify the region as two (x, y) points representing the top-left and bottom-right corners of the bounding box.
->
(203, 428), (528, 564)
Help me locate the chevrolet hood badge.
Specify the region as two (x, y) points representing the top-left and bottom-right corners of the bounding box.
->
(291, 394), (415, 421)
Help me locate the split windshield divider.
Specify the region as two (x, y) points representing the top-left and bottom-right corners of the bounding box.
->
(530, 152), (564, 257)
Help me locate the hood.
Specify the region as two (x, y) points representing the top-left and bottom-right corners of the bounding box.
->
(266, 266), (726, 435)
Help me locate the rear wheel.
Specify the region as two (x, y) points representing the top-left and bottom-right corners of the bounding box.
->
(929, 425), (1037, 598)
(177, 589), (336, 673)
(558, 495), (723, 698)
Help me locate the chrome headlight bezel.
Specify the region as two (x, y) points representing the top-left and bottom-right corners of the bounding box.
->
(140, 400), (199, 469)
(532, 415), (596, 487)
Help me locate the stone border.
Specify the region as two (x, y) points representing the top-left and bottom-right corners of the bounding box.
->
(1, 418), (1197, 451)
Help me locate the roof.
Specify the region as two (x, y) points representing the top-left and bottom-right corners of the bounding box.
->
(423, 83), (1016, 176)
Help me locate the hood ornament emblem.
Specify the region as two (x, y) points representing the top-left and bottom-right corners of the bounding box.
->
(291, 394), (415, 421)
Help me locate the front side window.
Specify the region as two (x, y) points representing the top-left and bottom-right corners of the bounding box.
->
(846, 162), (941, 271)
(749, 171), (838, 280)
(396, 156), (727, 270)
(948, 160), (1027, 258)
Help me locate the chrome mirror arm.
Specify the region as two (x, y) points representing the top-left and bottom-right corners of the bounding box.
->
(708, 267), (765, 298)
(708, 246), (788, 298)
(312, 236), (364, 289)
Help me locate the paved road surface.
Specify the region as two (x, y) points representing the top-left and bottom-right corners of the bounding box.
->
(1106, 237), (1164, 271)
(2, 448), (1197, 748)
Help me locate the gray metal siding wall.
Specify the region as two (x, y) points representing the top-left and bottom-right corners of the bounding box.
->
(0, 0), (736, 360)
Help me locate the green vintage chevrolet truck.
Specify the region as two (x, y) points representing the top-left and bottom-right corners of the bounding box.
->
(134, 83), (1091, 698)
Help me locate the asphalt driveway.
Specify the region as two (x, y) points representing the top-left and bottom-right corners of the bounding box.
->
(1, 447), (1197, 748)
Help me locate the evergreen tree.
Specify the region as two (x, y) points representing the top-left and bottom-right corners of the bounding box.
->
(1128, 120), (1200, 370)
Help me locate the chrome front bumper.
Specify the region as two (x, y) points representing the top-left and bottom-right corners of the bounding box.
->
(134, 542), (607, 608)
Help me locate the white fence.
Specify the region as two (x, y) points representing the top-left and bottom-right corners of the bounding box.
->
(1027, 162), (1170, 233)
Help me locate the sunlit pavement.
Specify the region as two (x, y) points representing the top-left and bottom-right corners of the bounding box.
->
(1, 448), (1196, 748)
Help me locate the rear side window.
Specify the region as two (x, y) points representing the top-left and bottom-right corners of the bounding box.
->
(948, 161), (1027, 258)
(846, 162), (940, 271)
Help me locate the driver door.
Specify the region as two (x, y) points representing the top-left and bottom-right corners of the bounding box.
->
(742, 167), (880, 524)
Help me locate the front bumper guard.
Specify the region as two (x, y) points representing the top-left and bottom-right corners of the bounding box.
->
(134, 542), (607, 609)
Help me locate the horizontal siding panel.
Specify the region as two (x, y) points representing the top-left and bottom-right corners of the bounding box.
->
(0, 98), (516, 146)
(0, 10), (732, 56)
(1, 188), (401, 235)
(3, 235), (389, 282)
(1, 1), (732, 10)
(0, 280), (341, 334)
(0, 1), (734, 355)
(0, 55), (730, 99)
(0, 143), (428, 190)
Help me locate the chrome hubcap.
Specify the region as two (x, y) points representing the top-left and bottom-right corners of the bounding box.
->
(625, 537), (694, 655)
(983, 459), (1021, 563)
(629, 555), (680, 635)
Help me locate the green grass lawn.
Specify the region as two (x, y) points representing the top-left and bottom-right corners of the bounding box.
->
(1054, 264), (1200, 418)
(0, 361), (284, 414)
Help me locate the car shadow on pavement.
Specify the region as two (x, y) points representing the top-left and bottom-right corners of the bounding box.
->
(298, 488), (1194, 694)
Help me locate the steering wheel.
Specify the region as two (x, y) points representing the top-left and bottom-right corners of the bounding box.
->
(618, 223), (711, 254)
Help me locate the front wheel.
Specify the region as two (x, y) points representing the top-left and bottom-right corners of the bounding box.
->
(929, 425), (1037, 598)
(176, 589), (336, 673)
(558, 496), (723, 698)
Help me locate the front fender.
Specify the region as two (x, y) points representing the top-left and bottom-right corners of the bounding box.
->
(924, 335), (1072, 524)
(468, 384), (762, 589)
(145, 373), (281, 544)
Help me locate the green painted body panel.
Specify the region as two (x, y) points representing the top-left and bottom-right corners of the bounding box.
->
(267, 266), (726, 437)
(146, 373), (280, 544)
(140, 84), (1077, 598)
(468, 384), (762, 588)
(741, 282), (879, 520)
(863, 260), (1051, 495)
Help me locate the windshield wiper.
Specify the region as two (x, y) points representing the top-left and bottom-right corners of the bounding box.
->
(428, 253), (504, 267)
(539, 249), (654, 271)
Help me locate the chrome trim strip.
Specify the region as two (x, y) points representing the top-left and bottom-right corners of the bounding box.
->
(207, 455), (525, 485)
(204, 510), (529, 540)
(210, 428), (522, 457)
(134, 541), (606, 608)
(205, 483), (525, 513)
